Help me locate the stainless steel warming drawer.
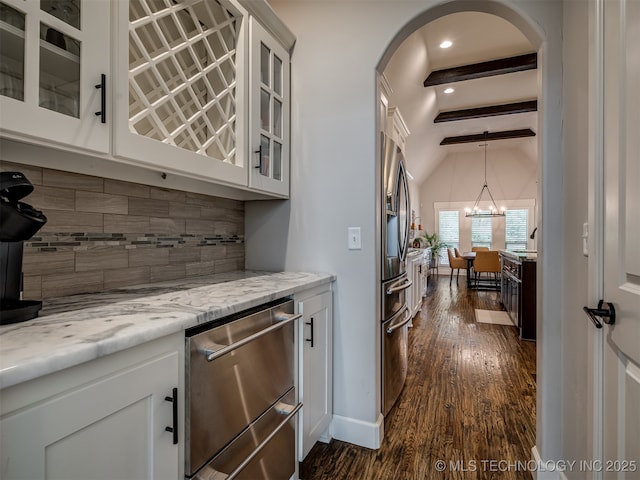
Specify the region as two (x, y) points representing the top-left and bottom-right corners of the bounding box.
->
(185, 299), (301, 479)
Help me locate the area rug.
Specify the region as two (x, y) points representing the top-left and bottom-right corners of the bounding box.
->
(475, 309), (515, 326)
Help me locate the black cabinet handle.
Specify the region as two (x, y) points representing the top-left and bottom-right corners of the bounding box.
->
(305, 316), (314, 348)
(254, 145), (262, 169)
(95, 74), (106, 123)
(164, 387), (178, 445)
(583, 300), (616, 329)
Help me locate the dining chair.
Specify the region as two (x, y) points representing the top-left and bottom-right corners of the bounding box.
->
(454, 247), (462, 258)
(471, 246), (490, 252)
(447, 248), (466, 286)
(472, 250), (501, 288)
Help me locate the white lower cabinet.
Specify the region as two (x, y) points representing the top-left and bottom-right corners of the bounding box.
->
(407, 250), (427, 319)
(406, 255), (415, 325)
(404, 248), (430, 324)
(420, 258), (429, 297)
(0, 334), (183, 480)
(295, 286), (333, 462)
(412, 259), (422, 316)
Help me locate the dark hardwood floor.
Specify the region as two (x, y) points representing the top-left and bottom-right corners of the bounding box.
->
(300, 274), (537, 480)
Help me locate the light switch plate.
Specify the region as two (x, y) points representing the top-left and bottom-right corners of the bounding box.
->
(582, 222), (588, 257)
(348, 227), (361, 250)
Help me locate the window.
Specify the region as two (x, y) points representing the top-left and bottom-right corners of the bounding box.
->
(471, 214), (492, 248)
(434, 199), (535, 257)
(505, 209), (529, 251)
(438, 210), (459, 265)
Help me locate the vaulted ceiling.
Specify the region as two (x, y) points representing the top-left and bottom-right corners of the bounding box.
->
(382, 11), (538, 187)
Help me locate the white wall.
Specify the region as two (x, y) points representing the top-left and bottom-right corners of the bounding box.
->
(419, 146), (537, 234)
(246, 1), (389, 445)
(248, 0), (565, 458)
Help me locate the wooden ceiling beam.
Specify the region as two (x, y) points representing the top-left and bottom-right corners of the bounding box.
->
(434, 100), (537, 123)
(423, 52), (537, 87)
(440, 128), (536, 145)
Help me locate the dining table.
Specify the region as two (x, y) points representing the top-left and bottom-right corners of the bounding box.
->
(461, 252), (476, 288)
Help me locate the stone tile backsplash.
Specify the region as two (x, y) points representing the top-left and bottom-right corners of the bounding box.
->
(0, 161), (245, 299)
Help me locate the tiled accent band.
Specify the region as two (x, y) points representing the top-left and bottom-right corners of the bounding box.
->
(0, 161), (245, 299)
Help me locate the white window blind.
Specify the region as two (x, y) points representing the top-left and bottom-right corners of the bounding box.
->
(471, 214), (492, 248)
(438, 210), (459, 265)
(505, 209), (529, 251)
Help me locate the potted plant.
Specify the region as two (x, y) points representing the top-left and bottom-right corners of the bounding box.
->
(422, 232), (448, 267)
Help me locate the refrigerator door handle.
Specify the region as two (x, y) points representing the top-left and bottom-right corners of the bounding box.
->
(397, 159), (411, 262)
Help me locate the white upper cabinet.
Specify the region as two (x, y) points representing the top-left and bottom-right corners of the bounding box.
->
(0, 0), (110, 153)
(386, 106), (410, 153)
(113, 0), (249, 188)
(0, 0), (294, 199)
(114, 0), (293, 197)
(248, 17), (290, 197)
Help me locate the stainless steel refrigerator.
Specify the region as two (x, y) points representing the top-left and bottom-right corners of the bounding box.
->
(381, 134), (412, 416)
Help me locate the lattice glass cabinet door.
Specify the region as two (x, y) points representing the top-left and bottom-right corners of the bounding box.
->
(249, 17), (290, 197)
(118, 0), (248, 187)
(0, 0), (109, 152)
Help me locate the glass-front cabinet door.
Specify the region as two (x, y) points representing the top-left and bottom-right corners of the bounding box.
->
(0, 0), (109, 153)
(248, 17), (289, 197)
(113, 0), (248, 188)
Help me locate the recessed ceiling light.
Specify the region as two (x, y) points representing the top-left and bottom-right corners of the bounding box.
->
(439, 40), (452, 49)
(444, 87), (455, 94)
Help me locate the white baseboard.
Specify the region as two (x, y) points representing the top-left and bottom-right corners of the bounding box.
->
(330, 413), (384, 449)
(318, 423), (332, 444)
(531, 445), (565, 480)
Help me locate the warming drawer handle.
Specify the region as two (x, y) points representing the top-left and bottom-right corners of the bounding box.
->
(225, 401), (303, 480)
(386, 278), (412, 295)
(204, 313), (302, 362)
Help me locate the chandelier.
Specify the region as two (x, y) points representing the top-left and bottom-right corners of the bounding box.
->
(465, 137), (505, 218)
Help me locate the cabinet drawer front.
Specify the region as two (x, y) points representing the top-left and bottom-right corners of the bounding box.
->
(195, 388), (297, 480)
(186, 300), (296, 475)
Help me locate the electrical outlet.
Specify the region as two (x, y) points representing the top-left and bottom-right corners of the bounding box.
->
(348, 227), (361, 250)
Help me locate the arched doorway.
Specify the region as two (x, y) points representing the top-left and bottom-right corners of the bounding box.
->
(375, 0), (563, 465)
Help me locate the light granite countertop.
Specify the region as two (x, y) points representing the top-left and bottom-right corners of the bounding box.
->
(498, 249), (538, 262)
(0, 270), (335, 390)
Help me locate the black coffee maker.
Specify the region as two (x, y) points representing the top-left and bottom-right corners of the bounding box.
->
(0, 171), (47, 324)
